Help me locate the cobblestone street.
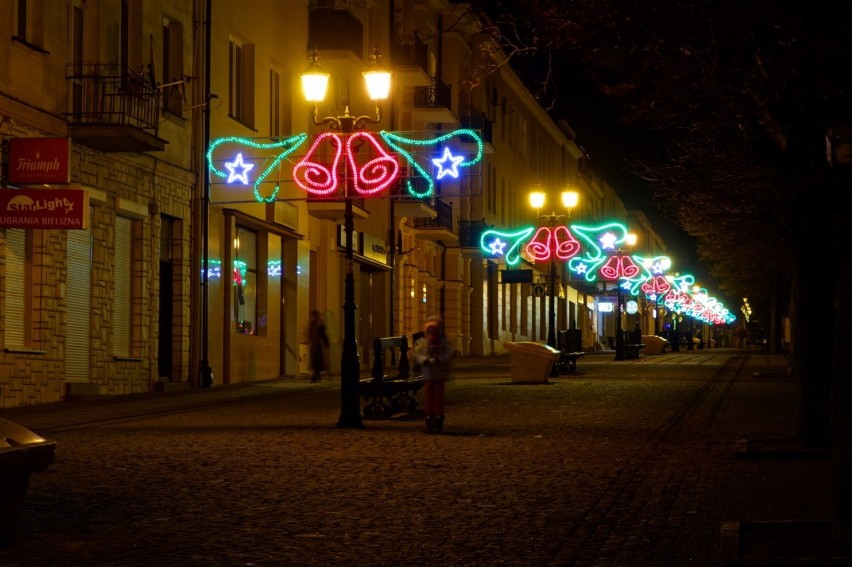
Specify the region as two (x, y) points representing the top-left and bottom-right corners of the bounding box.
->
(0, 350), (843, 566)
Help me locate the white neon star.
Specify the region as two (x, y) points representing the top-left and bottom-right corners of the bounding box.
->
(576, 263), (588, 274)
(599, 232), (618, 250)
(225, 152), (255, 185)
(488, 238), (507, 256)
(432, 147), (465, 180)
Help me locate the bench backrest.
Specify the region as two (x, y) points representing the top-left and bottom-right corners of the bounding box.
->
(371, 335), (410, 381)
(558, 329), (583, 352)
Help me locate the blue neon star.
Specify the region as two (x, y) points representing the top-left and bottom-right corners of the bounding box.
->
(224, 152), (255, 185)
(488, 238), (507, 256)
(432, 147), (465, 180)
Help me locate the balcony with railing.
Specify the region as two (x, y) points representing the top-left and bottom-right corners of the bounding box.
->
(459, 219), (491, 250)
(411, 197), (455, 241)
(391, 35), (430, 87)
(460, 113), (494, 153)
(390, 174), (436, 218)
(413, 77), (456, 124)
(66, 64), (166, 152)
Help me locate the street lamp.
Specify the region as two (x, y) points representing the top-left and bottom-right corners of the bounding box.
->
(529, 186), (579, 352)
(300, 47), (392, 429)
(613, 232), (637, 361)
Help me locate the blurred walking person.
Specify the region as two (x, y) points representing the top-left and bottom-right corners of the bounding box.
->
(308, 310), (329, 383)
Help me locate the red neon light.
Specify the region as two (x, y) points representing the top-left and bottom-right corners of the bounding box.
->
(292, 133), (340, 195)
(600, 255), (641, 280)
(641, 275), (672, 296)
(292, 132), (399, 197)
(345, 132), (399, 195)
(524, 226), (581, 262)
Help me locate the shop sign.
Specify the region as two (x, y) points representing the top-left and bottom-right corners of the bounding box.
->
(0, 188), (89, 229)
(8, 138), (71, 185)
(362, 232), (388, 265)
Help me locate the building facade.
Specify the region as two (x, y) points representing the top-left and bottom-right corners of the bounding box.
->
(1, 0), (669, 408)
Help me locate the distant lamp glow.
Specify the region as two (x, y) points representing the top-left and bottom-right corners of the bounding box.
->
(363, 46), (392, 101)
(300, 50), (330, 102)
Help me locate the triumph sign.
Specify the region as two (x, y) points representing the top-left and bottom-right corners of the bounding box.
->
(0, 188), (89, 229)
(8, 137), (71, 184)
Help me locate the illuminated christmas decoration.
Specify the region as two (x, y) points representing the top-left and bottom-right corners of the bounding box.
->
(207, 134), (308, 202)
(292, 131), (399, 196)
(524, 225), (581, 262)
(224, 153), (254, 185)
(203, 259), (222, 280)
(567, 222), (633, 283)
(599, 255), (641, 281)
(207, 129), (483, 202)
(233, 260), (247, 286)
(431, 147), (465, 179)
(475, 217), (736, 326)
(479, 227), (535, 266)
(380, 129), (483, 198)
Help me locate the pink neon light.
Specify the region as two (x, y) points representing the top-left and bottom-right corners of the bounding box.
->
(345, 132), (399, 195)
(292, 133), (342, 196)
(293, 132), (399, 197)
(553, 226), (581, 261)
(525, 227), (553, 262)
(641, 275), (672, 296)
(524, 226), (582, 262)
(600, 255), (641, 280)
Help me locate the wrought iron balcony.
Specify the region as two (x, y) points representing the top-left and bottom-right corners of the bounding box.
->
(412, 77), (455, 124)
(414, 77), (451, 109)
(411, 197), (454, 241)
(391, 36), (430, 87)
(460, 114), (493, 145)
(66, 64), (166, 152)
(459, 219), (491, 249)
(308, 7), (363, 58)
(390, 175), (436, 218)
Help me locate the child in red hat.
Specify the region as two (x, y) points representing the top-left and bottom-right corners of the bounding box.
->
(414, 314), (452, 432)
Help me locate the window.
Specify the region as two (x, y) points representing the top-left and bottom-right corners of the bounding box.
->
(229, 38), (255, 127)
(4, 229), (32, 348)
(66, 213), (93, 380)
(114, 216), (134, 357)
(119, 0), (143, 79)
(234, 227), (257, 334)
(14, 0), (44, 49)
(162, 18), (185, 116)
(269, 68), (293, 138)
(270, 69), (281, 138)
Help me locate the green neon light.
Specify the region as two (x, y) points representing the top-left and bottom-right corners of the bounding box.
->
(380, 129), (483, 198)
(207, 134), (308, 203)
(479, 226), (535, 266)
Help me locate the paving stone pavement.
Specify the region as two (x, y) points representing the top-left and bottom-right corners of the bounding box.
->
(1, 349), (849, 566)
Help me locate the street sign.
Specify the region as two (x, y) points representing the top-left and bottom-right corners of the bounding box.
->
(532, 284), (546, 297)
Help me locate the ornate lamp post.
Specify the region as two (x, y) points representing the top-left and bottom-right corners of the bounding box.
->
(300, 48), (392, 429)
(528, 186), (579, 351)
(613, 232), (637, 361)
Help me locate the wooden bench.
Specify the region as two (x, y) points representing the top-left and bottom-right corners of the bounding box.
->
(358, 335), (424, 418)
(555, 330), (585, 375)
